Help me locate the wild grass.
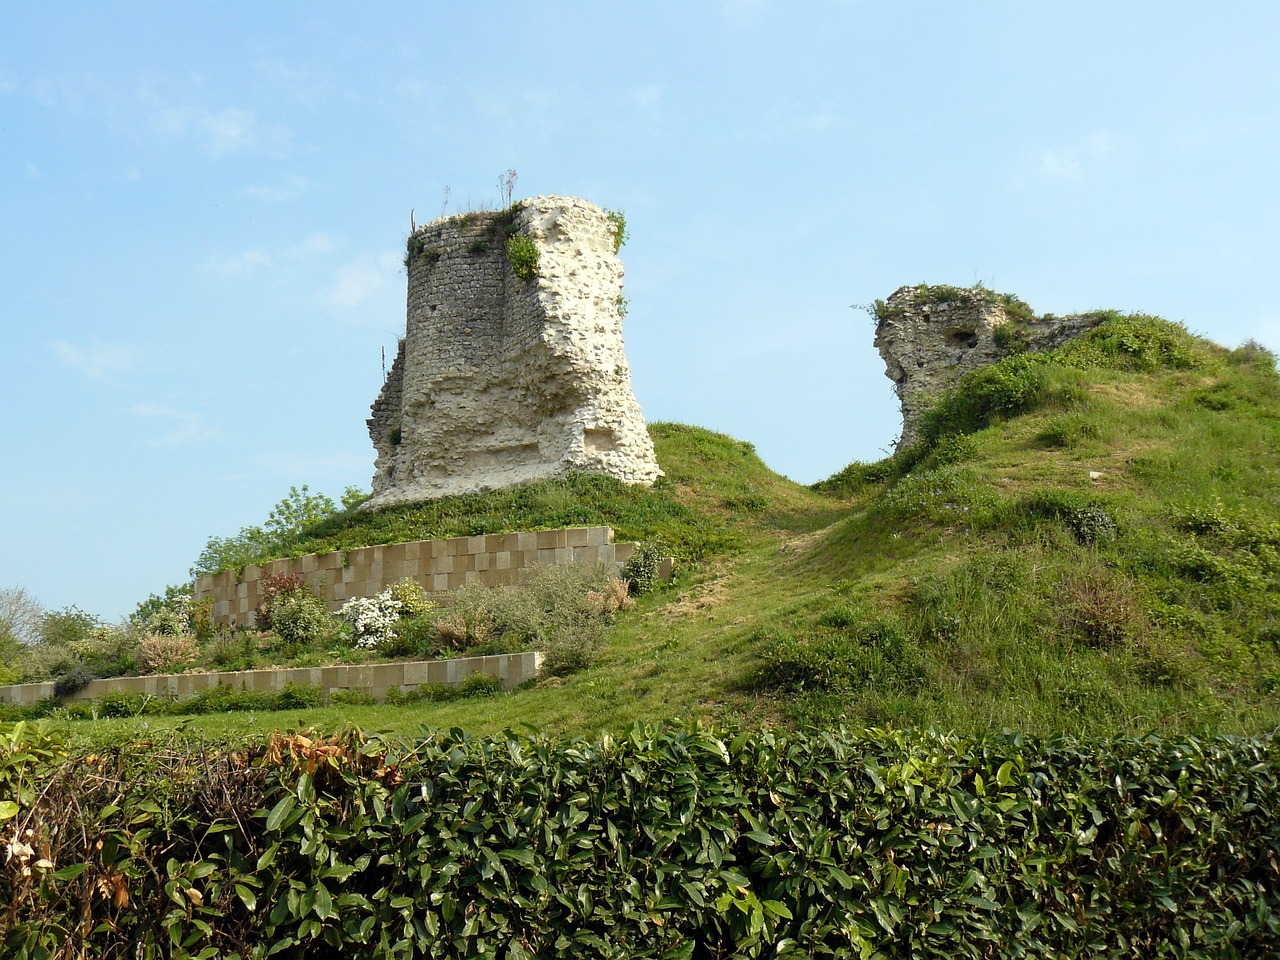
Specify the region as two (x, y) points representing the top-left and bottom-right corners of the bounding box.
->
(39, 315), (1280, 747)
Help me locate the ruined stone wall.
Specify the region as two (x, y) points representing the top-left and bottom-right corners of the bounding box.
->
(366, 196), (661, 508)
(873, 285), (1107, 446)
(193, 526), (639, 629)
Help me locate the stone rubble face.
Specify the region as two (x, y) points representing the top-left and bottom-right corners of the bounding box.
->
(365, 196), (661, 509)
(873, 284), (1107, 447)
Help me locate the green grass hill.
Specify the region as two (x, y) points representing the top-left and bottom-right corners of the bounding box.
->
(77, 307), (1280, 743)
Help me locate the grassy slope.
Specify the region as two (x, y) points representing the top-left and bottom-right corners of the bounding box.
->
(75, 316), (1280, 746)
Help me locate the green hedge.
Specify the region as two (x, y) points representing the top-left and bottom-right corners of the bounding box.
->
(3, 721), (1279, 958)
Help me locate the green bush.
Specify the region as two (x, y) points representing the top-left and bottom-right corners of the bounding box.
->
(268, 590), (333, 647)
(1018, 490), (1118, 546)
(505, 233), (539, 280)
(621, 541), (666, 595)
(441, 563), (620, 674)
(754, 607), (923, 695)
(919, 353), (1049, 442)
(5, 723), (1280, 958)
(605, 209), (627, 253)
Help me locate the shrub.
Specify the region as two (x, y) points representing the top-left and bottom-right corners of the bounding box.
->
(877, 465), (991, 526)
(438, 563), (619, 674)
(206, 632), (256, 670)
(755, 615), (922, 695)
(1019, 490), (1118, 546)
(505, 233), (539, 280)
(268, 590), (332, 647)
(388, 577), (432, 618)
(585, 579), (634, 618)
(432, 609), (487, 652)
(339, 579), (435, 654)
(386, 614), (436, 658)
(459, 672), (503, 697)
(52, 668), (94, 698)
(340, 595), (401, 650)
(190, 485), (344, 577)
(145, 606), (188, 637)
(254, 573), (307, 631)
(273, 683), (325, 710)
(39, 606), (101, 647)
(330, 689), (377, 706)
(1058, 567), (1144, 648)
(94, 691), (147, 718)
(69, 625), (137, 679)
(919, 353), (1049, 442)
(622, 541), (666, 595)
(605, 209), (627, 253)
(137, 633), (197, 674)
(8, 726), (1280, 956)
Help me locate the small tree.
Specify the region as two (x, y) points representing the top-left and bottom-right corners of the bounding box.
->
(0, 586), (43, 647)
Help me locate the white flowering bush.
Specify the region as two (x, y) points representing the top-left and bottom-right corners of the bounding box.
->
(340, 595), (401, 650)
(339, 579), (434, 651)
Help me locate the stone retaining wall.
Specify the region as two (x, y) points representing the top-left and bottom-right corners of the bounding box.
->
(0, 652), (543, 707)
(194, 526), (636, 628)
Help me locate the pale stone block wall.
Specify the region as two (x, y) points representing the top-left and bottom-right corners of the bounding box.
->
(0, 652), (543, 707)
(192, 526), (636, 629)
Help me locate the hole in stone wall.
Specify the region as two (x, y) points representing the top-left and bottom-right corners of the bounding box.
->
(944, 327), (979, 349)
(584, 428), (618, 455)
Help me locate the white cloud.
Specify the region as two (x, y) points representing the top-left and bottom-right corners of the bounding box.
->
(153, 104), (291, 158)
(293, 233), (338, 257)
(202, 233), (339, 278)
(242, 176), (310, 203)
(50, 340), (137, 381)
(203, 248), (273, 277)
(25, 161), (40, 179)
(1038, 131), (1114, 181)
(130, 403), (219, 448)
(325, 252), (402, 310)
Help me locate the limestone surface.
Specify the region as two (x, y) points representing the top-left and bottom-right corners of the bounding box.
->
(874, 284), (1106, 446)
(365, 196), (660, 508)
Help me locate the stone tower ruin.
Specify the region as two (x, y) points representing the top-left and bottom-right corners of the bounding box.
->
(873, 284), (1107, 447)
(365, 196), (661, 509)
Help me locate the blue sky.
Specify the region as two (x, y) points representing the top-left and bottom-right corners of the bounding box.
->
(4, 2), (1279, 621)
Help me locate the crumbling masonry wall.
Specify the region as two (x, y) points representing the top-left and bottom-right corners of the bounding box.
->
(366, 196), (661, 509)
(873, 285), (1107, 446)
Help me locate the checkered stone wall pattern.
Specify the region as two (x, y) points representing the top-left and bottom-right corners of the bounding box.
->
(193, 525), (636, 629)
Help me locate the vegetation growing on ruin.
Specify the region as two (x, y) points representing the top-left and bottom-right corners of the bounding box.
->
(870, 282), (1036, 327)
(606, 208), (627, 253)
(505, 232), (539, 280)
